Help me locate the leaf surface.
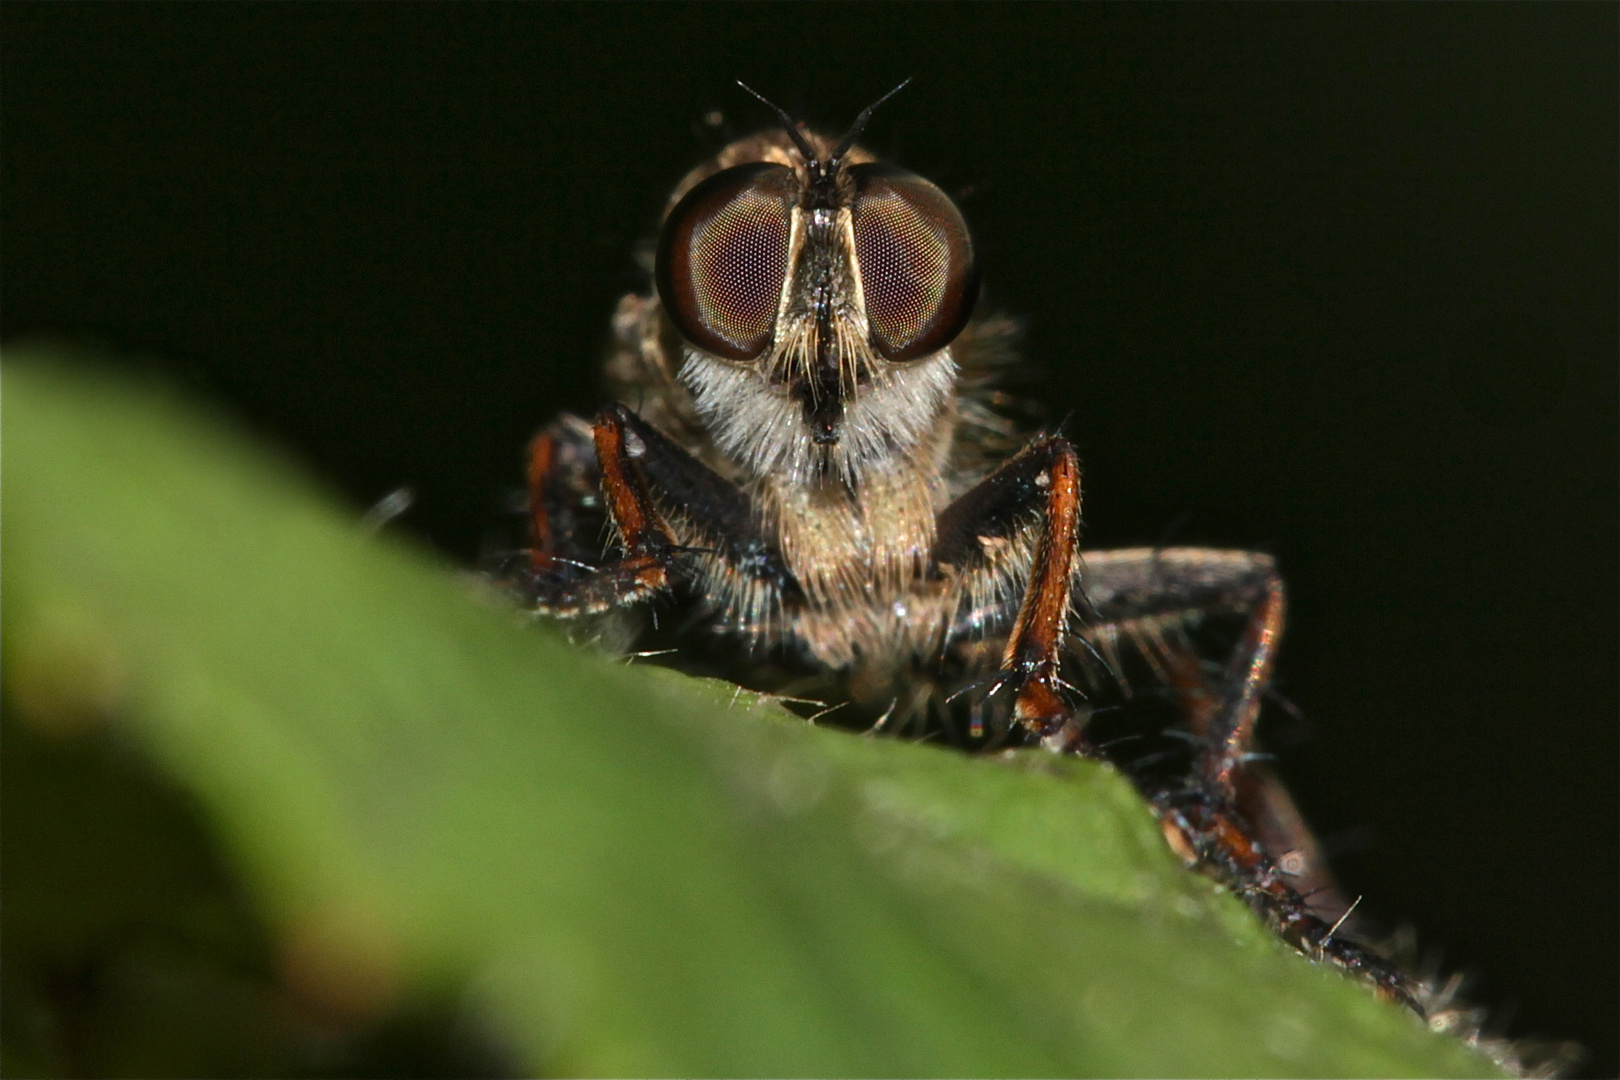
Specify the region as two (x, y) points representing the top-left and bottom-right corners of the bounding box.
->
(2, 348), (1501, 1077)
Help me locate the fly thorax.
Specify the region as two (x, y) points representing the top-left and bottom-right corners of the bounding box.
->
(766, 468), (936, 610)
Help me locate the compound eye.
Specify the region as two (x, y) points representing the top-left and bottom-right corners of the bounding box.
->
(849, 164), (978, 361)
(656, 162), (795, 361)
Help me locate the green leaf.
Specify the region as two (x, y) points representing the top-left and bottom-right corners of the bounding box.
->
(2, 346), (1502, 1077)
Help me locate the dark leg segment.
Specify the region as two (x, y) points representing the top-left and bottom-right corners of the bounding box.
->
(525, 403), (799, 616)
(1079, 547), (1285, 797)
(604, 404), (802, 602)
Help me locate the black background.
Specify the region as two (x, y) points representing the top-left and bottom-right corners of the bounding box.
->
(5, 4), (1615, 1074)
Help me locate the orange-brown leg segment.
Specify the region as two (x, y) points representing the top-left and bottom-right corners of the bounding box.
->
(526, 431), (558, 575)
(1208, 572), (1285, 794)
(932, 435), (1086, 751)
(1003, 442), (1084, 750)
(516, 413), (607, 597)
(517, 405), (680, 616)
(590, 403), (678, 601)
(1155, 639), (1349, 922)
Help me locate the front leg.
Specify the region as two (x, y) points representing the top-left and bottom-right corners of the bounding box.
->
(932, 435), (1085, 752)
(526, 403), (801, 629)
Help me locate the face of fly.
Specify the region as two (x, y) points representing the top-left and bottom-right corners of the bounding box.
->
(654, 120), (980, 490)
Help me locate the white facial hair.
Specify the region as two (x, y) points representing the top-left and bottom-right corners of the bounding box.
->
(679, 346), (957, 491)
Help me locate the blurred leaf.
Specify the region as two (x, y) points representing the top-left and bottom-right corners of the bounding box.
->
(1, 346), (1501, 1077)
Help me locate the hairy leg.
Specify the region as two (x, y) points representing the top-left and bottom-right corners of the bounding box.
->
(524, 403), (801, 622)
(932, 435), (1085, 751)
(1079, 547), (1285, 796)
(1075, 547), (1418, 1006)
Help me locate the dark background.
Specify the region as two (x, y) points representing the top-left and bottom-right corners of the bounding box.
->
(5, 4), (1615, 1074)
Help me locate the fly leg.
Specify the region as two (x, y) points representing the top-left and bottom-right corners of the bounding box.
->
(523, 403), (801, 622)
(518, 408), (668, 616)
(932, 435), (1086, 752)
(1078, 548), (1417, 1007)
(522, 414), (605, 576)
(1079, 547), (1285, 799)
(1077, 548), (1308, 879)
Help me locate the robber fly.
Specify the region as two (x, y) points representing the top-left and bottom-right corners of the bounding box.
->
(500, 85), (1565, 1068)
(516, 83), (1283, 759)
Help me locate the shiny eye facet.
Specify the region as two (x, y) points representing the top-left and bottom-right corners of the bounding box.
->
(848, 164), (978, 361)
(656, 162), (795, 361)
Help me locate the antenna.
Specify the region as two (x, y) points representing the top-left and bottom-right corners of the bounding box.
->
(734, 81), (816, 163)
(735, 78), (915, 168)
(831, 77), (912, 163)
